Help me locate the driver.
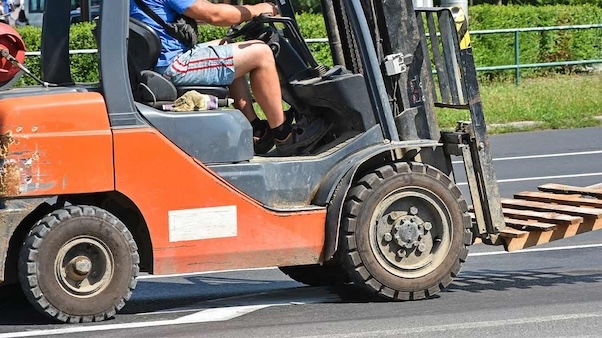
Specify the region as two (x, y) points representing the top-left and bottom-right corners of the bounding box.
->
(130, 0), (327, 156)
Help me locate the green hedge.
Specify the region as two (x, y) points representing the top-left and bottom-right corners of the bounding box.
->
(469, 5), (602, 81)
(17, 23), (98, 85)
(14, 5), (602, 85)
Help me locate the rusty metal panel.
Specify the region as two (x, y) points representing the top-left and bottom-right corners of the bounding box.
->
(0, 92), (114, 197)
(0, 131), (20, 196)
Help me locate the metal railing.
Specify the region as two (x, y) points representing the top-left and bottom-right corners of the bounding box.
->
(309, 24), (602, 85)
(470, 23), (602, 85)
(25, 24), (602, 85)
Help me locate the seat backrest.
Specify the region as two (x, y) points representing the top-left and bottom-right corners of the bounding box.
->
(128, 17), (162, 72)
(126, 17), (228, 104)
(127, 17), (179, 104)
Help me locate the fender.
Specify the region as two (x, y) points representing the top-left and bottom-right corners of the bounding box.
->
(313, 139), (441, 262)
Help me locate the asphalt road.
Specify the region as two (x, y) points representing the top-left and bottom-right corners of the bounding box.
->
(1, 126), (601, 338)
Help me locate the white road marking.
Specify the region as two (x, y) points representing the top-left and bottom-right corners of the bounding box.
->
(0, 242), (600, 337)
(468, 243), (602, 257)
(456, 172), (602, 186)
(0, 304), (283, 338)
(137, 266), (278, 280)
(452, 150), (602, 164)
(299, 313), (602, 337)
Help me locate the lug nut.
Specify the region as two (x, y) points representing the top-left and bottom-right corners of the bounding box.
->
(383, 233), (393, 242)
(424, 222), (432, 231)
(409, 206), (418, 215)
(418, 243), (426, 252)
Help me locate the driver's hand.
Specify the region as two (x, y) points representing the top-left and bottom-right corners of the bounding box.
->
(253, 2), (279, 17)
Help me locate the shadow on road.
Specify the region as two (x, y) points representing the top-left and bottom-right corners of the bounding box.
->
(447, 268), (602, 293)
(332, 268), (602, 302)
(0, 284), (49, 325)
(2, 268), (602, 326)
(121, 275), (302, 314)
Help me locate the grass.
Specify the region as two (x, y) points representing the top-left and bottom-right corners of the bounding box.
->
(436, 73), (602, 134)
(255, 73), (601, 134)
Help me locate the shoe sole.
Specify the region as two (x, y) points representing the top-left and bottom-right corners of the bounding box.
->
(254, 135), (275, 154)
(276, 121), (330, 156)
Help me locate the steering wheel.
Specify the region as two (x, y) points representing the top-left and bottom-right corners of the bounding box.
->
(225, 14), (272, 40)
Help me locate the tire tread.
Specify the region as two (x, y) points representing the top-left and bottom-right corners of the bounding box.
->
(18, 205), (139, 323)
(339, 162), (472, 301)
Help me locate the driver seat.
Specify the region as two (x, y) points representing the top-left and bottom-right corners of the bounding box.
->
(128, 18), (229, 106)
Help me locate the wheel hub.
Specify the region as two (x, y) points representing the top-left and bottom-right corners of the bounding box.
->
(54, 237), (114, 298)
(381, 207), (431, 254)
(394, 217), (423, 248)
(73, 256), (92, 275)
(372, 188), (451, 278)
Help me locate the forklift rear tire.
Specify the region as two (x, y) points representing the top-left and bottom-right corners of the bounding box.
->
(339, 162), (471, 300)
(18, 205), (139, 323)
(279, 264), (347, 286)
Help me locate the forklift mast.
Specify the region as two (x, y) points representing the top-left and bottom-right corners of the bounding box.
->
(318, 0), (507, 238)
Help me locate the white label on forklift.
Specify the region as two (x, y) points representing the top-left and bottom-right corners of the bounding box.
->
(168, 206), (237, 242)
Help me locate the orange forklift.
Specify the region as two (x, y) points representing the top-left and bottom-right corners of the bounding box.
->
(1, 0), (601, 324)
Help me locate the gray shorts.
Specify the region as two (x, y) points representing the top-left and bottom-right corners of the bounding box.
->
(162, 43), (235, 86)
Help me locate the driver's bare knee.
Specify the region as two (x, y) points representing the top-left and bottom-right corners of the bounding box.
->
(232, 41), (274, 77)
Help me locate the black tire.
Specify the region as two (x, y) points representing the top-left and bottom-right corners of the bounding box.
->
(339, 162), (471, 301)
(279, 264), (347, 287)
(18, 205), (140, 323)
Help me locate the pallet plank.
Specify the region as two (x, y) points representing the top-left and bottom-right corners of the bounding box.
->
(514, 191), (602, 209)
(502, 208), (582, 226)
(538, 183), (602, 199)
(504, 218), (557, 231)
(502, 217), (602, 252)
(501, 198), (602, 219)
(499, 227), (528, 238)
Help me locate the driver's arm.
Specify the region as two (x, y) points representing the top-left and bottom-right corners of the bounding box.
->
(183, 0), (278, 26)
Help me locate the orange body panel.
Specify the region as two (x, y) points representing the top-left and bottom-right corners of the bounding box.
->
(0, 92), (113, 197)
(113, 128), (327, 275)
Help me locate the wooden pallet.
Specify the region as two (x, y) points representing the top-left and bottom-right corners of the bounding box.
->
(474, 183), (602, 252)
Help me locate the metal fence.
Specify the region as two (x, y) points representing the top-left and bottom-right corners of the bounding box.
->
(27, 24), (602, 85)
(308, 24), (602, 85)
(470, 24), (602, 85)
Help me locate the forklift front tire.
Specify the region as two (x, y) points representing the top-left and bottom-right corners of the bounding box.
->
(18, 205), (139, 323)
(339, 162), (471, 300)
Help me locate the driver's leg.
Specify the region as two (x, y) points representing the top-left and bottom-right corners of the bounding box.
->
(230, 41), (285, 128)
(230, 40), (328, 155)
(228, 76), (257, 123)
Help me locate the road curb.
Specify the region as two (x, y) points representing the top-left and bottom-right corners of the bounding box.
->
(489, 121), (542, 129)
(488, 116), (602, 130)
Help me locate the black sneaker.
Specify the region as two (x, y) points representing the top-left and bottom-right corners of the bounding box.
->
(253, 120), (274, 154)
(274, 116), (328, 156)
